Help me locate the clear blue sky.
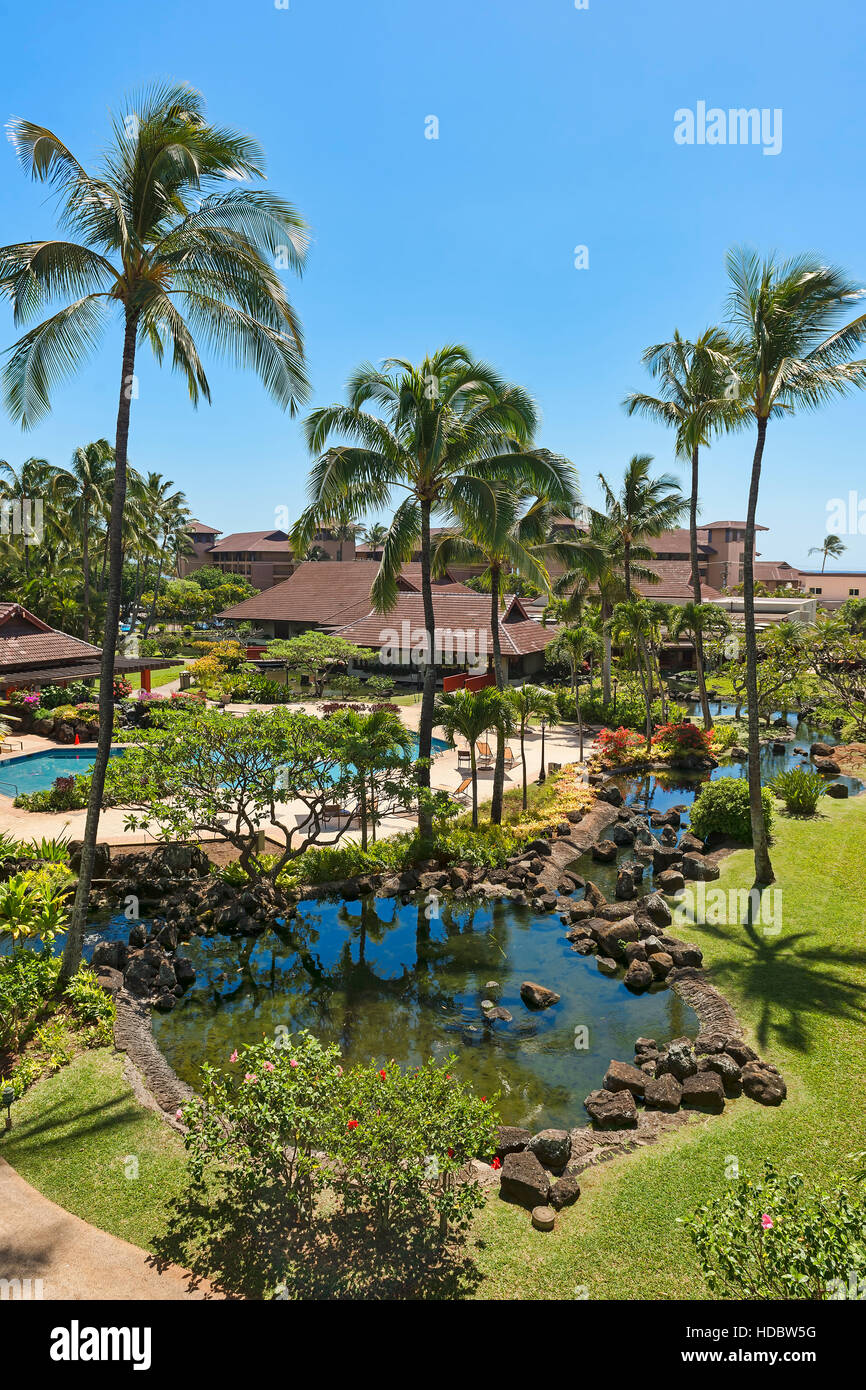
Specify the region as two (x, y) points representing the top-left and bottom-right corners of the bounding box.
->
(2, 0), (865, 569)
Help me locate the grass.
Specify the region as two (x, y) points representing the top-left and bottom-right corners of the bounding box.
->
(0, 1048), (187, 1254)
(471, 792), (866, 1298)
(3, 797), (864, 1296)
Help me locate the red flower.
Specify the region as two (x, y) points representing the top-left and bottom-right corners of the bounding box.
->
(379, 1068), (386, 1081)
(448, 1147), (454, 1158)
(491, 1156), (501, 1171)
(347, 1119), (358, 1130)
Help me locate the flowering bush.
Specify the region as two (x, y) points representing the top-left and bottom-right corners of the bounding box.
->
(681, 1161), (866, 1299)
(596, 726), (647, 765)
(651, 721), (713, 758)
(113, 677), (133, 700)
(334, 1057), (498, 1236)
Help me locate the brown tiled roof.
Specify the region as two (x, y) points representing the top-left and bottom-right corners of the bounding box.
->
(218, 561), (471, 628)
(208, 530), (290, 554)
(702, 520), (768, 531)
(634, 562), (722, 601)
(0, 603), (103, 672)
(333, 591), (557, 659)
(649, 528), (715, 555)
(186, 519), (221, 535)
(755, 561), (802, 583)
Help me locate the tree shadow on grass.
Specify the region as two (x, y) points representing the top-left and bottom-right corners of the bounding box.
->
(149, 1180), (484, 1301)
(687, 887), (866, 1056)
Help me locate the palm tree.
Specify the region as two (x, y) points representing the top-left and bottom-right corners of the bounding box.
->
(598, 454), (688, 597)
(333, 708), (412, 849)
(361, 521), (388, 556)
(545, 624), (601, 761)
(434, 686), (507, 828)
(1, 82), (310, 981)
(608, 598), (658, 742)
(141, 475), (191, 636)
(808, 533), (847, 572)
(624, 329), (739, 605)
(0, 456), (54, 580)
(506, 684), (558, 810)
(433, 486), (565, 823)
(724, 246), (866, 884)
(290, 346), (577, 836)
(666, 600), (731, 729)
(552, 510), (658, 704)
(52, 439), (114, 642)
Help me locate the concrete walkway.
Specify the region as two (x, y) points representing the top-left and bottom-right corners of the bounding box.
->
(0, 1157), (221, 1300)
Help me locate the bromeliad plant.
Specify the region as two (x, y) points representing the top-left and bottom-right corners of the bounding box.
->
(769, 766), (828, 816)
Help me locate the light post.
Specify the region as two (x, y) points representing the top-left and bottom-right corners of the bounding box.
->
(2, 1086), (13, 1132)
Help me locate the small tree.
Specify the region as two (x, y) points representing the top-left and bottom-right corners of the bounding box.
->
(327, 707), (415, 849)
(506, 684), (558, 810)
(434, 687), (510, 828)
(545, 625), (601, 761)
(267, 632), (367, 698)
(104, 706), (402, 882)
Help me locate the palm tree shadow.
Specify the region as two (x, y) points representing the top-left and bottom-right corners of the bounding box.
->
(685, 884), (866, 1055)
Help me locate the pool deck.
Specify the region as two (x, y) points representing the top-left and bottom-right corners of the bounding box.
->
(0, 703), (602, 847)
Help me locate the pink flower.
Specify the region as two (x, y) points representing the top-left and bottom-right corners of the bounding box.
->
(244, 1072), (258, 1083)
(229, 1050), (238, 1063)
(175, 1108), (183, 1121)
(336, 1066), (343, 1077)
(289, 1059), (299, 1068)
(263, 1061), (275, 1072)
(761, 1214), (774, 1230)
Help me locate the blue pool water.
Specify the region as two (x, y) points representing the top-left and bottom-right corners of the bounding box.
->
(0, 748), (126, 798)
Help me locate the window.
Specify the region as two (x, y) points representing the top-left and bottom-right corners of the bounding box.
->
(850, 588), (860, 596)
(809, 587), (823, 595)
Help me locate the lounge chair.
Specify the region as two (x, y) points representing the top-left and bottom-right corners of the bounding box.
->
(476, 740), (494, 767)
(503, 746), (515, 769)
(453, 776), (473, 802)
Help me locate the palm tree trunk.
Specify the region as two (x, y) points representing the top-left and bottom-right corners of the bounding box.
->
(489, 566), (506, 825)
(142, 539), (168, 638)
(743, 418), (774, 884)
(60, 311), (138, 985)
(417, 498), (437, 839)
(624, 539), (632, 599)
(470, 746), (478, 829)
(694, 627), (713, 730)
(539, 720), (546, 783)
(81, 507), (91, 644)
(688, 444), (712, 726)
(574, 666), (585, 761)
(520, 721), (528, 810)
(601, 599), (612, 706)
(359, 774), (368, 851)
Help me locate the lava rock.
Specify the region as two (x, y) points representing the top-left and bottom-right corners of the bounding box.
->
(643, 1073), (682, 1111)
(658, 1039), (697, 1081)
(549, 1176), (581, 1210)
(591, 840), (618, 863)
(682, 854), (721, 881)
(741, 1061), (787, 1106)
(500, 1150), (551, 1208)
(603, 1059), (647, 1098)
(528, 1128), (572, 1169)
(624, 959), (654, 992)
(520, 981), (560, 1010)
(495, 1125), (531, 1158)
(698, 1052), (743, 1097)
(584, 1087), (638, 1129)
(681, 1072), (726, 1112)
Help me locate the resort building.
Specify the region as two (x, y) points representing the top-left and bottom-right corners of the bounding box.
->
(0, 603), (175, 692)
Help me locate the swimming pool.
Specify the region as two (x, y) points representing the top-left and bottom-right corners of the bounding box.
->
(0, 735), (448, 798)
(0, 748), (126, 798)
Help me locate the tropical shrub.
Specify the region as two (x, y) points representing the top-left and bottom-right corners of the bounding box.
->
(14, 773), (94, 812)
(651, 721), (713, 758)
(689, 777), (774, 844)
(709, 722), (743, 753)
(179, 1033), (345, 1229)
(681, 1161), (866, 1300)
(769, 767), (828, 815)
(27, 681), (91, 710)
(555, 687), (686, 731)
(334, 1057), (497, 1236)
(596, 726), (647, 765)
(113, 676), (134, 700)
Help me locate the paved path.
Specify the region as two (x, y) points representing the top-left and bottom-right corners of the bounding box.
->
(0, 1157), (221, 1300)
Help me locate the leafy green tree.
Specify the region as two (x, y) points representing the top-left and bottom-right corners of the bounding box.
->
(267, 631), (367, 697)
(724, 246), (866, 883)
(290, 346), (577, 836)
(329, 707), (414, 849)
(607, 598), (659, 742)
(51, 439), (114, 642)
(506, 684), (558, 809)
(0, 82), (310, 981)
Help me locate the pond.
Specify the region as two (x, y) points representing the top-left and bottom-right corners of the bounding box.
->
(83, 895), (698, 1131)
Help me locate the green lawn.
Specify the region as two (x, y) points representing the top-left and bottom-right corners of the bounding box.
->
(0, 1049), (187, 1253)
(3, 797), (864, 1296)
(471, 793), (866, 1298)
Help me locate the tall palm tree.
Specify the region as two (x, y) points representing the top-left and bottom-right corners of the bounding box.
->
(0, 456), (53, 580)
(608, 598), (658, 742)
(506, 684), (558, 809)
(545, 623), (602, 761)
(433, 487), (566, 823)
(290, 346), (577, 836)
(724, 246), (866, 885)
(666, 600), (731, 729)
(598, 454), (688, 597)
(1, 82), (310, 981)
(808, 533), (847, 572)
(552, 510), (658, 704)
(141, 475), (191, 635)
(434, 686), (508, 829)
(52, 439), (114, 642)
